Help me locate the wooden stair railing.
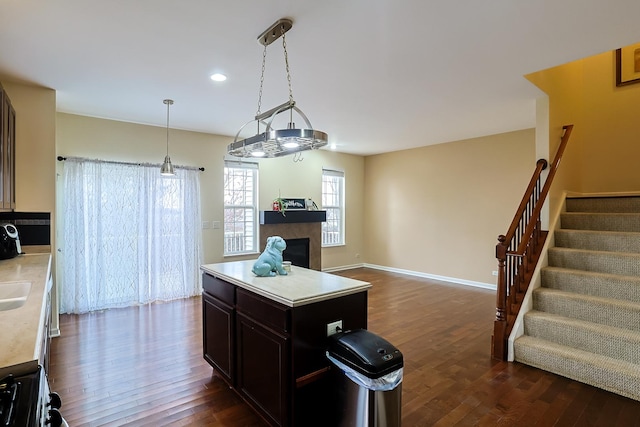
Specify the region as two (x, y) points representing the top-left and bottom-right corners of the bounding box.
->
(492, 124), (574, 361)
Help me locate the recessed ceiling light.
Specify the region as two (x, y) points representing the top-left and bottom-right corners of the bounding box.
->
(210, 73), (227, 82)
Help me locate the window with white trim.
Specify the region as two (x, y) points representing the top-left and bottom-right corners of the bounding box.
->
(224, 161), (258, 255)
(322, 169), (345, 246)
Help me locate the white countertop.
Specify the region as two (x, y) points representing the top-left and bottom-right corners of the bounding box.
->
(201, 260), (370, 307)
(0, 253), (52, 377)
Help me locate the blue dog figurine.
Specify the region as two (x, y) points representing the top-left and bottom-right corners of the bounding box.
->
(252, 236), (288, 277)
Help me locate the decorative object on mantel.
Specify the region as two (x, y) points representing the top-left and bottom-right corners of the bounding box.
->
(305, 198), (318, 210)
(280, 198), (306, 210)
(227, 18), (328, 159)
(252, 236), (288, 277)
(273, 197), (286, 216)
(160, 99), (175, 176)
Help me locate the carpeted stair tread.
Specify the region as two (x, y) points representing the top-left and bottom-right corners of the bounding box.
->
(541, 266), (640, 303)
(560, 212), (640, 232)
(517, 196), (640, 401)
(554, 229), (640, 253)
(523, 310), (640, 364)
(566, 196), (640, 213)
(548, 247), (640, 276)
(533, 287), (640, 332)
(514, 335), (640, 401)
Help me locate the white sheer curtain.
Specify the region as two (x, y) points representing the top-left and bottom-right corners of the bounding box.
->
(60, 158), (202, 314)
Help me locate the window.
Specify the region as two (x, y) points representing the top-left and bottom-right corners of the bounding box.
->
(322, 169), (345, 246)
(224, 161), (258, 255)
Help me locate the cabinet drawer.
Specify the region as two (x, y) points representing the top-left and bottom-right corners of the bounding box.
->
(237, 288), (290, 333)
(202, 274), (235, 306)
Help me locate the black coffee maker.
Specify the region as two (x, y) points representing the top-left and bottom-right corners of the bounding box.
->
(0, 223), (22, 260)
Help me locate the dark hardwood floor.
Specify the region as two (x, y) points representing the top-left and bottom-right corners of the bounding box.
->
(49, 269), (640, 426)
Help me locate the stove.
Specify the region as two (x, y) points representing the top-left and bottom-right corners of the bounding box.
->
(0, 367), (65, 427)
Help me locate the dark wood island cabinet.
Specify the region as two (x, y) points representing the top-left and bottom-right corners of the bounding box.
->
(201, 260), (370, 427)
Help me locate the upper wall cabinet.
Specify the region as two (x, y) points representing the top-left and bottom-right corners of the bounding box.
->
(0, 83), (16, 211)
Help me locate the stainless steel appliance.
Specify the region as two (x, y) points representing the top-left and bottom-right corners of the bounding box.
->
(0, 366), (66, 426)
(0, 223), (22, 260)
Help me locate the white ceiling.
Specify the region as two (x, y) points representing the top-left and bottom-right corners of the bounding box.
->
(1, 1), (640, 156)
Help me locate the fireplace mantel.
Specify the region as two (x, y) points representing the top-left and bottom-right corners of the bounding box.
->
(260, 210), (326, 225)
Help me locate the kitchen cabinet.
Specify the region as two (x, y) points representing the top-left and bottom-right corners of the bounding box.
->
(201, 261), (370, 427)
(0, 83), (16, 211)
(236, 310), (290, 426)
(202, 277), (235, 384)
(39, 273), (53, 373)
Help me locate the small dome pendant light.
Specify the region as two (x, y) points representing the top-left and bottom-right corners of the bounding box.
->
(228, 18), (328, 159)
(160, 99), (175, 176)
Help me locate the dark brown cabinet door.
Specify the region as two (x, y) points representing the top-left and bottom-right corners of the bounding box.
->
(202, 292), (235, 385)
(236, 311), (290, 427)
(0, 85), (16, 211)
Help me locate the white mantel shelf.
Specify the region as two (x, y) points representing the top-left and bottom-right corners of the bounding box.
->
(200, 260), (370, 307)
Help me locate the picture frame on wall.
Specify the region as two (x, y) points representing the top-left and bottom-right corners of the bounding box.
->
(615, 42), (640, 86)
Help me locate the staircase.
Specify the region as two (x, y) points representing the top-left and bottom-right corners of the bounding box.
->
(514, 196), (640, 401)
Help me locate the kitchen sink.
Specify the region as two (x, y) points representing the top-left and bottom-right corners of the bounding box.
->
(0, 281), (32, 311)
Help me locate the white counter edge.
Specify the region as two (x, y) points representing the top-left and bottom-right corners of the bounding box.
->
(200, 264), (371, 307)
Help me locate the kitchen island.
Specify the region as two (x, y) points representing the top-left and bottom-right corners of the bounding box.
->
(200, 260), (371, 427)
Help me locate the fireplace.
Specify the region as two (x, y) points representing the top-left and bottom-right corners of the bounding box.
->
(259, 210), (325, 270)
(282, 238), (310, 269)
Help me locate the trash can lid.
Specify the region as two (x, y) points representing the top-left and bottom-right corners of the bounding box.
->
(327, 329), (403, 378)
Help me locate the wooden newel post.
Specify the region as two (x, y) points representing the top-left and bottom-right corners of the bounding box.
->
(495, 235), (507, 322)
(493, 234), (508, 360)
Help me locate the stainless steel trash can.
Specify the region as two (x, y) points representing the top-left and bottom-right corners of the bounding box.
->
(327, 329), (403, 427)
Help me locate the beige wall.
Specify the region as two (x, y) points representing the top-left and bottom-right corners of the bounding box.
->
(1, 80), (57, 331)
(56, 113), (366, 269)
(363, 129), (536, 285)
(526, 49), (640, 206)
(2, 82), (56, 213)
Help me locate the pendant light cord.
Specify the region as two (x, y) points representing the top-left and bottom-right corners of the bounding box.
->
(164, 99), (173, 156)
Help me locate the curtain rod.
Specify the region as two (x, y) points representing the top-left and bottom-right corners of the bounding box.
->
(57, 156), (205, 171)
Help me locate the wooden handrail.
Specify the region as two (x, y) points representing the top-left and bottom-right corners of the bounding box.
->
(492, 124), (574, 361)
(514, 125), (573, 255)
(502, 158), (548, 246)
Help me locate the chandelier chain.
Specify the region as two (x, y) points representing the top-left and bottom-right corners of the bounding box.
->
(281, 26), (294, 104)
(256, 43), (267, 117)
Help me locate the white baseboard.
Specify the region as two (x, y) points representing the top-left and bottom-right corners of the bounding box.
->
(322, 263), (365, 273)
(324, 263), (496, 290)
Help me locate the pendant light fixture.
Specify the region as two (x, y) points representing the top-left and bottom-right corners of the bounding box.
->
(228, 18), (328, 158)
(160, 99), (175, 176)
